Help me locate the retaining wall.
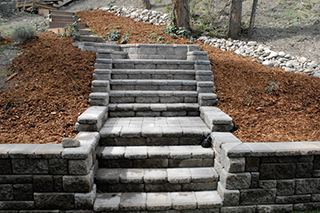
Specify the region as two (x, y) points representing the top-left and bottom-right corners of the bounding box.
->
(0, 132), (99, 212)
(212, 132), (320, 213)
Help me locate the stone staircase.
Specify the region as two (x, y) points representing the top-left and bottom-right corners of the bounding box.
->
(76, 43), (234, 212)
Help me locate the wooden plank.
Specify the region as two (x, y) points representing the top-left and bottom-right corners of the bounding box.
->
(38, 8), (50, 16)
(248, 0), (258, 38)
(50, 10), (74, 16)
(50, 14), (74, 21)
(35, 3), (58, 10)
(49, 21), (86, 29)
(47, 27), (65, 34)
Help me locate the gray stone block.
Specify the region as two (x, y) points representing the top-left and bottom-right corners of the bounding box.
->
(0, 159), (12, 174)
(217, 182), (240, 206)
(63, 170), (94, 192)
(12, 159), (48, 174)
(224, 157), (245, 173)
(259, 180), (277, 189)
(171, 192), (197, 210)
(245, 157), (260, 172)
(53, 176), (63, 192)
(276, 194), (311, 204)
(48, 159), (68, 175)
(250, 172), (259, 188)
(33, 176), (53, 192)
(145, 183), (181, 192)
(34, 144), (63, 158)
(75, 185), (96, 209)
(220, 169), (251, 190)
(277, 180), (295, 196)
(0, 201), (34, 210)
(221, 206), (256, 213)
(0, 184), (13, 200)
(260, 163), (296, 179)
(9, 144), (40, 158)
(294, 202), (320, 211)
(146, 192), (172, 211)
(240, 188), (276, 205)
(13, 184), (33, 200)
(182, 182), (217, 191)
(94, 193), (121, 212)
(296, 178), (320, 194)
(296, 162), (313, 177)
(167, 168), (191, 184)
(120, 192), (146, 211)
(68, 154), (93, 175)
(34, 192), (74, 209)
(257, 204), (293, 213)
(0, 144), (16, 158)
(120, 169), (144, 184)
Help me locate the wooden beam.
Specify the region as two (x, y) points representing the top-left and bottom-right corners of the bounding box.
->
(248, 0), (258, 38)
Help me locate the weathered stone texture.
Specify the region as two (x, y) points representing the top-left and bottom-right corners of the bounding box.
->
(33, 176), (53, 192)
(34, 193), (74, 209)
(240, 189), (276, 205)
(277, 180), (295, 196)
(12, 184), (33, 200)
(259, 163), (296, 179)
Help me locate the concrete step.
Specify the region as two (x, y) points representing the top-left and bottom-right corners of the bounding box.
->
(110, 79), (197, 91)
(99, 117), (211, 146)
(109, 91), (198, 104)
(81, 35), (105, 43)
(97, 145), (214, 168)
(94, 191), (222, 212)
(95, 167), (218, 192)
(108, 103), (200, 117)
(111, 69), (195, 80)
(79, 29), (94, 35)
(110, 59), (195, 70)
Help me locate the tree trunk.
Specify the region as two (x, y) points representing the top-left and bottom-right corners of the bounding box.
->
(142, 0), (151, 10)
(228, 0), (242, 39)
(248, 0), (258, 38)
(172, 0), (190, 30)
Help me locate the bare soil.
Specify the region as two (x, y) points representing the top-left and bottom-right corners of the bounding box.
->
(1, 5), (320, 144)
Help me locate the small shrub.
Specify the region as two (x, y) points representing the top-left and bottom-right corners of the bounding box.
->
(11, 25), (36, 43)
(85, 7), (94, 11)
(60, 15), (81, 41)
(107, 30), (120, 41)
(150, 33), (157, 39)
(265, 81), (280, 94)
(120, 33), (130, 44)
(157, 36), (164, 42)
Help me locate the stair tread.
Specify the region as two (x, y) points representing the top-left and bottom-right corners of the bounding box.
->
(94, 191), (222, 211)
(110, 79), (197, 85)
(100, 117), (210, 138)
(98, 145), (214, 160)
(108, 103), (199, 111)
(109, 90), (198, 96)
(96, 167), (218, 184)
(111, 69), (195, 74)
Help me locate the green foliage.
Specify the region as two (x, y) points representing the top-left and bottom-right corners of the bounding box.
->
(107, 30), (120, 41)
(150, 33), (157, 39)
(85, 7), (94, 11)
(10, 25), (36, 43)
(61, 15), (81, 41)
(265, 81), (280, 94)
(163, 25), (191, 38)
(120, 33), (130, 44)
(157, 36), (164, 43)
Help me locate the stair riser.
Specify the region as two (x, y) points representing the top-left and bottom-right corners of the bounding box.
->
(111, 74), (195, 80)
(109, 111), (199, 117)
(100, 136), (206, 146)
(98, 158), (214, 168)
(112, 63), (194, 70)
(96, 182), (217, 193)
(110, 96), (197, 104)
(111, 85), (196, 91)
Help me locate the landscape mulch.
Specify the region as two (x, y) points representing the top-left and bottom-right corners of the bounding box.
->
(0, 10), (319, 144)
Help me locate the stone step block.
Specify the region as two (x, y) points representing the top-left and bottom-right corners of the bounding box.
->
(97, 145), (214, 168)
(79, 29), (94, 35)
(200, 107), (234, 132)
(89, 92), (109, 106)
(99, 117), (211, 146)
(93, 69), (112, 80)
(75, 106), (108, 132)
(112, 59), (195, 70)
(81, 35), (105, 43)
(95, 167), (218, 192)
(94, 191), (222, 212)
(91, 80), (110, 92)
(197, 81), (216, 93)
(187, 51), (210, 61)
(97, 49), (128, 59)
(110, 79), (197, 91)
(111, 69), (195, 80)
(109, 90), (198, 104)
(108, 103), (200, 117)
(198, 93), (218, 106)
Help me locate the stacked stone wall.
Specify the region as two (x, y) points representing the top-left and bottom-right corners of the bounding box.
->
(0, 132), (99, 212)
(213, 132), (320, 212)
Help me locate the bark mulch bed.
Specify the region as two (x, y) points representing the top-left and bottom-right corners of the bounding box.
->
(0, 10), (319, 144)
